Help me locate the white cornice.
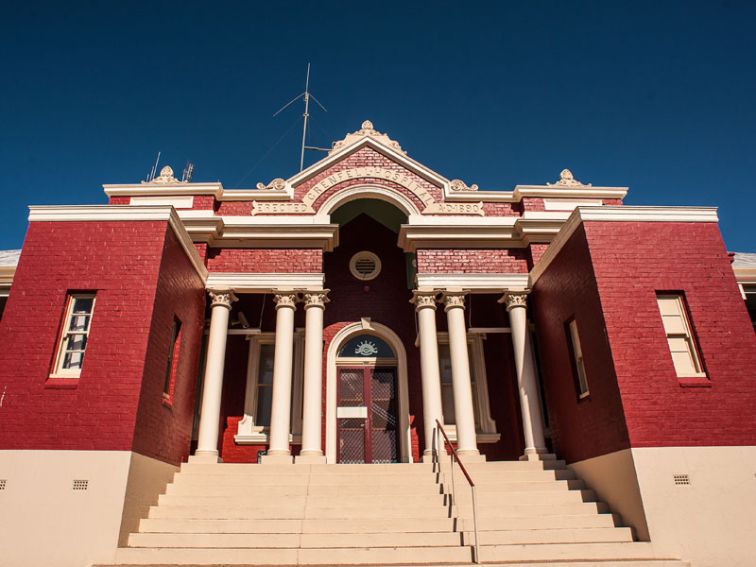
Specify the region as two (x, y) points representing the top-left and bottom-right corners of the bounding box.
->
(734, 266), (756, 285)
(514, 186), (628, 200)
(27, 205), (208, 282)
(103, 182), (223, 198)
(415, 273), (528, 293)
(398, 224), (519, 251)
(0, 265), (14, 293)
(529, 206), (720, 287)
(207, 272), (325, 292)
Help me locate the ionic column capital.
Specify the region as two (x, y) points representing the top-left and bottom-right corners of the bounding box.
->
(273, 292), (299, 310)
(443, 292), (467, 312)
(303, 289), (330, 310)
(209, 290), (238, 309)
(411, 291), (438, 311)
(499, 291), (529, 311)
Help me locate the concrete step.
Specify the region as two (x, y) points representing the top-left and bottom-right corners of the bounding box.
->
(138, 517), (458, 534)
(137, 513), (620, 535)
(166, 482), (444, 497)
(455, 488), (597, 507)
(463, 526), (634, 545)
(444, 479), (586, 492)
(157, 493), (448, 507)
(128, 531), (466, 548)
(478, 542), (677, 563)
(112, 544), (474, 565)
(147, 504), (451, 520)
(156, 488), (595, 508)
(173, 474), (438, 487)
(128, 526), (634, 549)
(180, 463), (434, 475)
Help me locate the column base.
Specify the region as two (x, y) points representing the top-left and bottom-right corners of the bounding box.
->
(260, 453), (294, 465)
(189, 452), (222, 464)
(519, 448), (557, 462)
(456, 451), (486, 463)
(295, 454), (327, 464)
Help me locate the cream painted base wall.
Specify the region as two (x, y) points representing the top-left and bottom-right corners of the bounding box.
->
(0, 450), (177, 567)
(118, 452), (179, 546)
(568, 448), (650, 540)
(571, 446), (756, 567)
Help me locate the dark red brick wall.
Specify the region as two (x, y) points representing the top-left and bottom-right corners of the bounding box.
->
(132, 228), (206, 465)
(584, 221), (756, 448)
(0, 221), (168, 450)
(206, 248), (322, 273)
(531, 224), (631, 464)
(417, 249), (529, 274)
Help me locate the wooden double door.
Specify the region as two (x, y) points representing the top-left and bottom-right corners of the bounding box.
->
(336, 366), (399, 464)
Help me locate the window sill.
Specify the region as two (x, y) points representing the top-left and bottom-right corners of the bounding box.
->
(45, 377), (80, 389)
(678, 377), (712, 388)
(234, 433), (301, 445)
(161, 396), (174, 409)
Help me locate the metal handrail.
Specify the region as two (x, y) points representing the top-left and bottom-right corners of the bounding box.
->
(432, 419), (481, 564)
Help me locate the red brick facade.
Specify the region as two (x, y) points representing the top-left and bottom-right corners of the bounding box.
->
(533, 221), (756, 463)
(0, 221), (204, 464)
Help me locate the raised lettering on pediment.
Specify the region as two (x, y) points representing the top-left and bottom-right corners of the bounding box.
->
(250, 167), (486, 216)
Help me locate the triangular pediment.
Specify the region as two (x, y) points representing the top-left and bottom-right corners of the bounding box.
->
(286, 120), (451, 190)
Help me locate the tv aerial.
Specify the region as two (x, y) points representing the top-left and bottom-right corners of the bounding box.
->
(273, 63), (329, 172)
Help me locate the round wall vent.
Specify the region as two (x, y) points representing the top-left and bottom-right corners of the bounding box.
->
(349, 251), (381, 281)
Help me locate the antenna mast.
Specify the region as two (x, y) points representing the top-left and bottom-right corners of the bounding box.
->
(299, 63), (311, 172)
(273, 63), (328, 172)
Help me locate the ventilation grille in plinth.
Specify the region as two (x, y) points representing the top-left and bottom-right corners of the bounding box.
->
(673, 474), (690, 485)
(72, 479), (89, 491)
(0, 479), (6, 490)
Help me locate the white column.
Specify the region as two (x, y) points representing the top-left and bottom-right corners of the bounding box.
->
(502, 291), (548, 459)
(443, 292), (480, 459)
(193, 290), (237, 463)
(262, 292), (298, 464)
(413, 291), (445, 461)
(296, 290), (329, 464)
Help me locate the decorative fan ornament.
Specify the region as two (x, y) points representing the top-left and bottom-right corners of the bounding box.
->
(354, 340), (379, 356)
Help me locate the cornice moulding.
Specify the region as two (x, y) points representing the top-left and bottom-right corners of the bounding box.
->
(514, 186), (629, 200)
(103, 183), (224, 198)
(529, 206), (720, 287)
(415, 273), (529, 293)
(27, 205), (208, 282)
(207, 272), (325, 292)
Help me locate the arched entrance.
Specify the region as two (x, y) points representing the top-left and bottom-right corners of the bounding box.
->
(326, 322), (411, 463)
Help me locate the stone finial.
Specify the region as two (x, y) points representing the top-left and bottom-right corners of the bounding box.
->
(330, 120), (406, 155)
(547, 168), (591, 188)
(150, 165), (180, 184)
(255, 178), (287, 191)
(450, 179), (479, 192)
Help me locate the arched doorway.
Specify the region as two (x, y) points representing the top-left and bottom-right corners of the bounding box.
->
(326, 322), (411, 463)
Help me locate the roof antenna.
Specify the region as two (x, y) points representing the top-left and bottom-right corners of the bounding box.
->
(146, 151), (161, 182)
(273, 63), (328, 172)
(182, 161), (194, 183)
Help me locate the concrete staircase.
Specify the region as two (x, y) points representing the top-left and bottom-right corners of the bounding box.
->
(103, 460), (689, 566)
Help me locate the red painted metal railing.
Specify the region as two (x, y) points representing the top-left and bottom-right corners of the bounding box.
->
(432, 419), (481, 564)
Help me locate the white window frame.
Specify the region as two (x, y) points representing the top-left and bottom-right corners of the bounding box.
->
(656, 293), (706, 379)
(437, 332), (499, 443)
(50, 293), (96, 379)
(235, 330), (304, 444)
(567, 319), (590, 399)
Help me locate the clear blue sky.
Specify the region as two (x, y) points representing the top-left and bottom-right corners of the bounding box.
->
(1, 1), (754, 251)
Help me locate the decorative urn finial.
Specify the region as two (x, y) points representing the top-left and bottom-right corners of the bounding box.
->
(361, 120), (374, 131)
(547, 168), (591, 187)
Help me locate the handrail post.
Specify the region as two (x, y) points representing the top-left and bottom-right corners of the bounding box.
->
(471, 484), (480, 564)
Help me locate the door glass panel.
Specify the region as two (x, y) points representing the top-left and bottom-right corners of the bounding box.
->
(371, 368), (398, 464)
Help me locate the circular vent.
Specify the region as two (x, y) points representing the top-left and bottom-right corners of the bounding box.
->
(349, 251), (381, 281)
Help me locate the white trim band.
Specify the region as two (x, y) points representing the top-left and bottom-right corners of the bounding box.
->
(207, 272), (325, 292)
